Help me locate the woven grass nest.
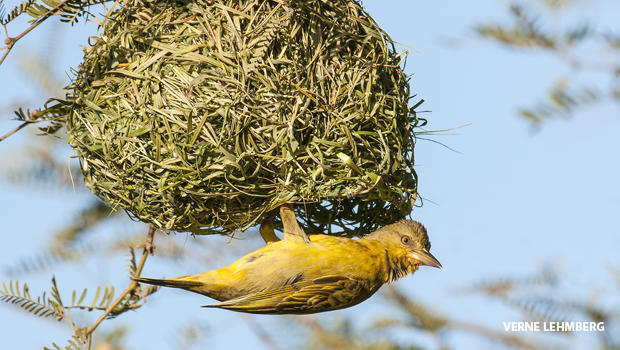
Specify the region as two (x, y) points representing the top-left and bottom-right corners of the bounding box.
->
(62, 0), (425, 236)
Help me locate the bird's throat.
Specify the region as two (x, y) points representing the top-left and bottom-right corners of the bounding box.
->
(384, 250), (416, 283)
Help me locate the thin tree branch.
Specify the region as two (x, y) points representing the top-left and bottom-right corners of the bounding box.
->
(0, 121), (28, 142)
(0, 0), (72, 67)
(0, 118), (52, 142)
(385, 286), (542, 350)
(84, 225), (156, 350)
(449, 319), (541, 350)
(240, 315), (284, 350)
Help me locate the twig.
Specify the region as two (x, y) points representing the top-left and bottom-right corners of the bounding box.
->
(295, 317), (353, 349)
(385, 286), (541, 350)
(0, 118), (52, 142)
(240, 314), (284, 350)
(0, 121), (28, 142)
(449, 319), (541, 350)
(0, 0), (72, 67)
(85, 333), (92, 350)
(84, 225), (156, 350)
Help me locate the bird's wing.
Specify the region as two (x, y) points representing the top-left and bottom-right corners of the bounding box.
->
(203, 275), (370, 314)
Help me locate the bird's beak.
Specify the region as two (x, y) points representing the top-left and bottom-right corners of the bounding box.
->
(408, 249), (442, 268)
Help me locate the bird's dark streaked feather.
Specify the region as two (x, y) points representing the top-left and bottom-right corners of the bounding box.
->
(204, 276), (369, 314)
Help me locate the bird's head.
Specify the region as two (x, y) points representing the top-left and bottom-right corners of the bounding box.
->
(365, 220), (441, 274)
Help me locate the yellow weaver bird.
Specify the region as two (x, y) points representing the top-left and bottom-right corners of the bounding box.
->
(135, 206), (440, 314)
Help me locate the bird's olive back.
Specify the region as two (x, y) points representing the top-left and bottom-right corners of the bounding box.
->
(365, 220), (431, 251)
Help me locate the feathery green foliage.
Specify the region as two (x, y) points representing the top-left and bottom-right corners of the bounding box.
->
(0, 279), (65, 320)
(476, 2), (619, 124)
(0, 0), (108, 25)
(519, 84), (600, 124)
(1, 0), (38, 25)
(0, 262), (155, 321)
(1, 249), (159, 349)
(45, 333), (89, 350)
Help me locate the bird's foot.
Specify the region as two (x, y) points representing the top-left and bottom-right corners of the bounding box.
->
(259, 209), (280, 244)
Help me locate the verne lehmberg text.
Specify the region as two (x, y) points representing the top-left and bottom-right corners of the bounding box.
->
(504, 322), (605, 332)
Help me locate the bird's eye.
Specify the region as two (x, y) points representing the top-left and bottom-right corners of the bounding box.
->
(401, 235), (411, 245)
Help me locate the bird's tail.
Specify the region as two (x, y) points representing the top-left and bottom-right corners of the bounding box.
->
(133, 276), (203, 290)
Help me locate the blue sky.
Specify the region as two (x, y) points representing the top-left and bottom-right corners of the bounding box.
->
(1, 1), (618, 349)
